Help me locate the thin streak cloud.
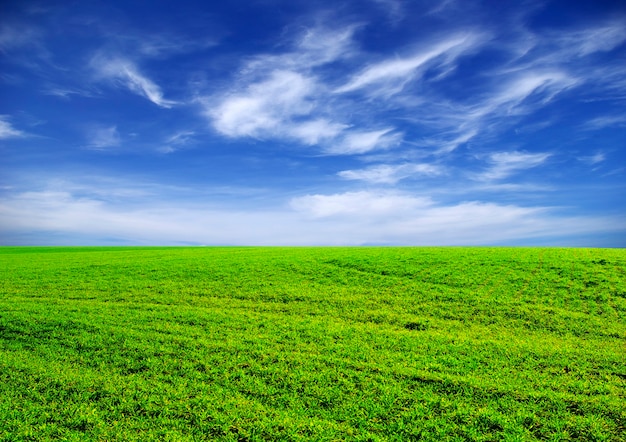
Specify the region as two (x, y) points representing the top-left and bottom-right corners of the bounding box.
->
(338, 163), (443, 184)
(91, 55), (177, 108)
(475, 151), (552, 181)
(328, 129), (401, 155)
(335, 34), (480, 96)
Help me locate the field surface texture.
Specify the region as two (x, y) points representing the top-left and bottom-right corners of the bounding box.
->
(0, 247), (624, 441)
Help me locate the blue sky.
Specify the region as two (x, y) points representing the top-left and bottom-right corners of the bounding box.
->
(1, 0), (625, 246)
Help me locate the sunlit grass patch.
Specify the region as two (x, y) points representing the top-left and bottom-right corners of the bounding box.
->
(1, 247), (624, 440)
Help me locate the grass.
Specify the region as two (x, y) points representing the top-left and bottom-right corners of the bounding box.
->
(0, 246), (624, 441)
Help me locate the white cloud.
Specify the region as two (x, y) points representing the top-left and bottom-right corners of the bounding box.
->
(209, 70), (317, 139)
(436, 129), (478, 154)
(209, 69), (348, 146)
(328, 129), (401, 155)
(338, 163), (443, 184)
(91, 55), (176, 108)
(166, 130), (195, 145)
(335, 34), (479, 96)
(583, 115), (626, 131)
(468, 182), (555, 193)
(205, 26), (360, 149)
(42, 86), (96, 99)
(577, 152), (605, 166)
(86, 125), (120, 149)
(476, 151), (551, 181)
(157, 130), (196, 153)
(474, 71), (576, 118)
(288, 119), (348, 145)
(244, 26), (358, 74)
(0, 116), (25, 139)
(293, 26), (358, 67)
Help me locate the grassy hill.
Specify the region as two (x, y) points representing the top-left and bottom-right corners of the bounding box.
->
(1, 247), (624, 441)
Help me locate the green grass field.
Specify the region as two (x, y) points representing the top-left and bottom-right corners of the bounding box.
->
(0, 247), (624, 441)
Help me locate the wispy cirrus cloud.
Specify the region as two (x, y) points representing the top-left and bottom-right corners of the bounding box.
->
(0, 116), (26, 139)
(475, 151), (551, 182)
(338, 162), (443, 184)
(133, 33), (217, 58)
(158, 130), (197, 153)
(478, 71), (576, 116)
(577, 152), (606, 166)
(166, 130), (195, 146)
(334, 33), (481, 97)
(91, 54), (177, 108)
(243, 25), (358, 74)
(508, 21), (626, 102)
(427, 129), (479, 155)
(369, 18), (623, 159)
(328, 129), (401, 155)
(551, 20), (626, 57)
(42, 86), (96, 99)
(430, 71), (575, 152)
(583, 115), (626, 131)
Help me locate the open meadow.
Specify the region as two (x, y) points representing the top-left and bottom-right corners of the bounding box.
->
(0, 247), (624, 441)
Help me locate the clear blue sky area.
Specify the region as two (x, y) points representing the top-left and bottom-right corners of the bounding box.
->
(1, 0), (625, 245)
